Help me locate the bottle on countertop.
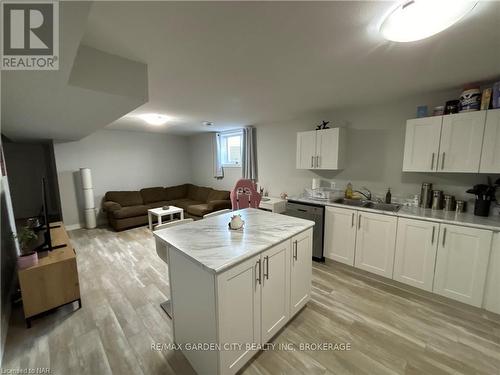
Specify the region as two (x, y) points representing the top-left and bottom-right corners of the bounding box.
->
(345, 183), (353, 199)
(385, 188), (392, 204)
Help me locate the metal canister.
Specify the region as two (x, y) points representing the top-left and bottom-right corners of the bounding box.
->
(420, 182), (432, 208)
(431, 190), (443, 210)
(443, 195), (455, 211)
(456, 200), (466, 214)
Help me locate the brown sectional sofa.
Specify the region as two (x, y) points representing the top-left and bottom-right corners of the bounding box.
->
(103, 184), (231, 231)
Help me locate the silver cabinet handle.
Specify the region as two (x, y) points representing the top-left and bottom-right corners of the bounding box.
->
(430, 153), (435, 170)
(311, 156), (314, 168)
(358, 215), (362, 229)
(442, 227), (447, 247)
(441, 152), (445, 170)
(256, 259), (261, 285)
(264, 256), (269, 280)
(431, 226), (435, 244)
(293, 240), (298, 260)
(351, 212), (355, 227)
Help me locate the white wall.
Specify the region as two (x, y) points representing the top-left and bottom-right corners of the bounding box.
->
(54, 129), (192, 228)
(189, 89), (500, 206)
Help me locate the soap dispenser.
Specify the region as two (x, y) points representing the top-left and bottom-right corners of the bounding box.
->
(385, 188), (392, 204)
(345, 183), (353, 199)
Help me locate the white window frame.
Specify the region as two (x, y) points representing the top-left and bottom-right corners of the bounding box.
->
(220, 129), (243, 168)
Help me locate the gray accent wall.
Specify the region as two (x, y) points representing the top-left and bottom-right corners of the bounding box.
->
(54, 129), (192, 228)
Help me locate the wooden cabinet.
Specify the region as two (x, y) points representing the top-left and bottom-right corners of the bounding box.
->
(439, 111), (486, 172)
(433, 224), (492, 307)
(402, 116), (442, 172)
(261, 241), (290, 343)
(483, 232), (500, 314)
(324, 206), (357, 266)
(354, 212), (397, 278)
(290, 229), (313, 316)
(393, 218), (438, 291)
(479, 109), (500, 173)
(296, 128), (345, 170)
(218, 255), (261, 374)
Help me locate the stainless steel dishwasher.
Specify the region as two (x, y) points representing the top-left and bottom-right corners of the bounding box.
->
(284, 200), (324, 262)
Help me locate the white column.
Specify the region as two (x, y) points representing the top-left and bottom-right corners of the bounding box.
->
(80, 168), (96, 229)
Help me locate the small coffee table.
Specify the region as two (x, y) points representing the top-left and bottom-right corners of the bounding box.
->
(148, 206), (184, 230)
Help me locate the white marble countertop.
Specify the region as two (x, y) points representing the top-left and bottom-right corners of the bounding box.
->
(153, 208), (314, 273)
(288, 196), (500, 232)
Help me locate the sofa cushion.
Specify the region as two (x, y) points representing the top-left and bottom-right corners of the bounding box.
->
(187, 184), (212, 202)
(169, 199), (203, 211)
(186, 184), (199, 200)
(146, 201), (169, 209)
(187, 204), (212, 217)
(207, 189), (230, 202)
(112, 205), (149, 219)
(165, 184), (188, 200)
(105, 191), (143, 207)
(140, 187), (167, 204)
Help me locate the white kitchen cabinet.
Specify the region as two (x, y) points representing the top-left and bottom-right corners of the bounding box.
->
(479, 109), (500, 173)
(393, 218), (438, 291)
(296, 131), (317, 169)
(433, 224), (492, 307)
(439, 111), (486, 172)
(324, 206), (357, 266)
(354, 212), (397, 278)
(296, 128), (345, 170)
(261, 241), (290, 343)
(402, 116), (443, 172)
(290, 229), (313, 316)
(218, 255), (261, 374)
(483, 232), (500, 314)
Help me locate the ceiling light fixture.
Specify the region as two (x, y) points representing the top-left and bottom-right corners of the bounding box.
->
(203, 121), (214, 127)
(380, 0), (478, 42)
(137, 113), (170, 126)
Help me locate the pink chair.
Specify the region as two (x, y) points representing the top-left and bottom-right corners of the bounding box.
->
(230, 179), (262, 210)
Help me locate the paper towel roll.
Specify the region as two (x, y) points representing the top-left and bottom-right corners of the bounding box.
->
(312, 178), (321, 190)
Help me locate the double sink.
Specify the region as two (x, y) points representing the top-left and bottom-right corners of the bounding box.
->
(333, 198), (401, 212)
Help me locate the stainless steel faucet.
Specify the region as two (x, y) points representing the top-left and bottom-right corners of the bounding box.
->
(354, 187), (372, 201)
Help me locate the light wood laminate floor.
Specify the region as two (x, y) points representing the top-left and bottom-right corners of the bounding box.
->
(2, 226), (500, 375)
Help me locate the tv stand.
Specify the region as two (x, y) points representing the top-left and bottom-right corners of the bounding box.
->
(18, 222), (81, 328)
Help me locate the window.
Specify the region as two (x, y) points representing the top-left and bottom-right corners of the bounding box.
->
(220, 130), (242, 167)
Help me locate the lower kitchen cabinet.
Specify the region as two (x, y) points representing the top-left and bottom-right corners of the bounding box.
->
(324, 206), (357, 265)
(433, 224), (492, 307)
(290, 229), (313, 316)
(483, 232), (500, 314)
(354, 212), (397, 278)
(394, 218), (438, 292)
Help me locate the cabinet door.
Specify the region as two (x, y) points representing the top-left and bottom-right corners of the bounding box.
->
(261, 241), (290, 343)
(393, 218), (438, 291)
(290, 228), (312, 316)
(217, 255), (261, 375)
(483, 232), (500, 314)
(433, 224), (492, 307)
(324, 206), (357, 265)
(479, 109), (500, 173)
(296, 131), (317, 169)
(354, 212), (397, 278)
(439, 111), (486, 172)
(402, 117), (442, 172)
(316, 128), (344, 170)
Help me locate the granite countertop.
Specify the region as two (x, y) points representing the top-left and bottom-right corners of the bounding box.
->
(153, 208), (314, 273)
(289, 196), (500, 232)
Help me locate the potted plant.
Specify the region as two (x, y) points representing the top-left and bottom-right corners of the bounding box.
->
(15, 226), (39, 269)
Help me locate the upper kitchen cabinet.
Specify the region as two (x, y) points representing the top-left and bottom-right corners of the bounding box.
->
(439, 111), (486, 172)
(479, 109), (500, 173)
(402, 116), (442, 172)
(296, 128), (345, 170)
(402, 111), (494, 173)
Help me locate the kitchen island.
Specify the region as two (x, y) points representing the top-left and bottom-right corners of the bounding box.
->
(154, 208), (314, 375)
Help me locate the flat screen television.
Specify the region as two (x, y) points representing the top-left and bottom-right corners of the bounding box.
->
(36, 177), (64, 252)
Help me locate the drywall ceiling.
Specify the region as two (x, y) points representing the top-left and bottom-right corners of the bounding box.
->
(82, 1), (500, 135)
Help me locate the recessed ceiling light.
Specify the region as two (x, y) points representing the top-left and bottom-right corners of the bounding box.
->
(203, 121), (214, 127)
(380, 0), (478, 43)
(137, 113), (170, 126)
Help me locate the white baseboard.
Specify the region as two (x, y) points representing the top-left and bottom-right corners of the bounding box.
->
(65, 223), (82, 231)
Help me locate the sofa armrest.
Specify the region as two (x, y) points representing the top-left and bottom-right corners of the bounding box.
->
(103, 201), (122, 212)
(207, 200), (232, 211)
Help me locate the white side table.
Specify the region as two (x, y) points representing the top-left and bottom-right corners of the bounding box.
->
(148, 206), (184, 230)
(259, 197), (287, 213)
